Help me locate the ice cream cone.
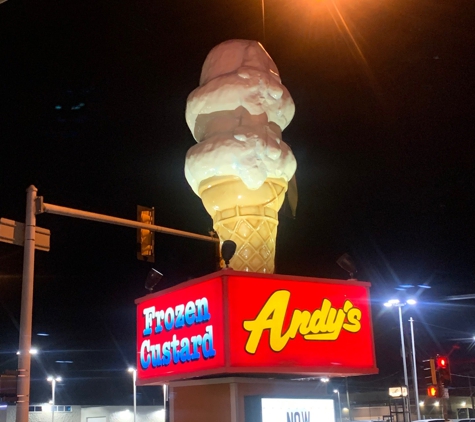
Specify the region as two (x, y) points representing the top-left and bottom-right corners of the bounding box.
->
(198, 176), (287, 273)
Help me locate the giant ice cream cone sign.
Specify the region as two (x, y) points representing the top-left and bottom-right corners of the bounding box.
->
(185, 40), (297, 273)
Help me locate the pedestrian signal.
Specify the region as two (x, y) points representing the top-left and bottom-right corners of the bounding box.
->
(427, 385), (438, 397)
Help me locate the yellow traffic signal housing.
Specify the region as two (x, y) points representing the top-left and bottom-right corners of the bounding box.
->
(423, 358), (437, 385)
(137, 206), (155, 262)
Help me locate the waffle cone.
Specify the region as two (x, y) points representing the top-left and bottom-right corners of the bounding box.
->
(198, 176), (288, 273)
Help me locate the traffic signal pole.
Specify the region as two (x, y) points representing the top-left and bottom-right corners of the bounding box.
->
(16, 186), (37, 422)
(439, 376), (449, 421)
(13, 186), (218, 422)
(435, 356), (451, 421)
(398, 305), (411, 421)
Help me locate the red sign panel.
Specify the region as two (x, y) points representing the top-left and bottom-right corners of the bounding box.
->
(135, 271), (377, 384)
(135, 276), (225, 381)
(227, 275), (375, 372)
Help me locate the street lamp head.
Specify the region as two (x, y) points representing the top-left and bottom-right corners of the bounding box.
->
(17, 348), (39, 355)
(333, 389), (339, 393)
(320, 377), (330, 383)
(128, 367), (136, 373)
(47, 376), (61, 382)
(384, 299), (400, 307)
(384, 298), (417, 307)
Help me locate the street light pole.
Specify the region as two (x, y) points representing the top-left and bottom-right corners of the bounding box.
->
(385, 299), (416, 422)
(345, 377), (352, 421)
(334, 389), (342, 422)
(398, 305), (410, 394)
(128, 368), (137, 422)
(409, 317), (421, 420)
(163, 384), (168, 422)
(47, 376), (61, 422)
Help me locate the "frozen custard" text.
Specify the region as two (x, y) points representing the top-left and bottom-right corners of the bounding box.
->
(140, 297), (216, 369)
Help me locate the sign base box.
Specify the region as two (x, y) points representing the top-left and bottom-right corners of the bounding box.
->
(169, 377), (331, 422)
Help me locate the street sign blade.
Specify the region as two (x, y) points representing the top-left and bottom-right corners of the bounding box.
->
(0, 218), (24, 246)
(0, 218), (50, 252)
(34, 226), (50, 252)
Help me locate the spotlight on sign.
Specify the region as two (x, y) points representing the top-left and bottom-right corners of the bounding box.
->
(145, 268), (163, 292)
(221, 240), (237, 268)
(336, 253), (357, 279)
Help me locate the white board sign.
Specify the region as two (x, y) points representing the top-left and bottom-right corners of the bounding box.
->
(261, 398), (336, 422)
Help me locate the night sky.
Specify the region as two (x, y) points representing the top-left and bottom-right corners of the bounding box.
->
(1, 0), (475, 407)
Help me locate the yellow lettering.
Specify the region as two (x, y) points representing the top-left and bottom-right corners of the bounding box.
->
(343, 301), (362, 332)
(243, 292), (364, 353)
(304, 304), (346, 341)
(243, 290), (290, 354)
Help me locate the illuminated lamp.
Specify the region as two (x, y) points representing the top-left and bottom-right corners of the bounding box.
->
(144, 268), (163, 292)
(427, 385), (438, 397)
(436, 356), (448, 369)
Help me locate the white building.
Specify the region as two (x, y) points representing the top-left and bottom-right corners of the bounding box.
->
(0, 404), (165, 422)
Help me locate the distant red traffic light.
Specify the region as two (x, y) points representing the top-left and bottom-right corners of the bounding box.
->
(436, 355), (452, 386)
(436, 356), (448, 369)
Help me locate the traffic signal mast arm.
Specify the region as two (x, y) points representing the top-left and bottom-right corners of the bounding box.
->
(37, 199), (218, 243)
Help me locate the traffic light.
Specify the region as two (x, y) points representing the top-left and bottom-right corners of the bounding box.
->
(436, 356), (448, 369)
(137, 206), (155, 262)
(427, 385), (438, 398)
(436, 355), (451, 386)
(423, 358), (437, 386)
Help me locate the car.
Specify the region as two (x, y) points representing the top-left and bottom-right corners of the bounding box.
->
(412, 419), (446, 422)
